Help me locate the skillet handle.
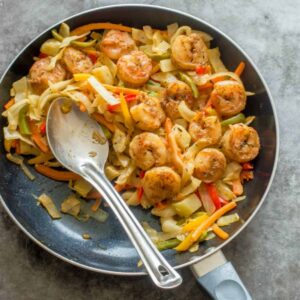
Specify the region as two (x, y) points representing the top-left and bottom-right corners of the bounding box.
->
(190, 250), (252, 300)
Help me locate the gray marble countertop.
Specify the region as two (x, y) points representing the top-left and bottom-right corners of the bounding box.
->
(0, 1), (299, 299)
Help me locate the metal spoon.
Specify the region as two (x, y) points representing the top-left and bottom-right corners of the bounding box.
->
(46, 98), (182, 289)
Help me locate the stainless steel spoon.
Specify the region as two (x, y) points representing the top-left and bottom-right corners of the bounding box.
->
(46, 98), (182, 289)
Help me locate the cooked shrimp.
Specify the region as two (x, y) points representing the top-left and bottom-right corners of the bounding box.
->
(222, 123), (260, 163)
(162, 81), (194, 119)
(100, 30), (136, 60)
(189, 114), (222, 145)
(143, 166), (181, 203)
(29, 57), (67, 94)
(210, 81), (246, 117)
(62, 47), (93, 74)
(129, 133), (167, 170)
(194, 148), (226, 182)
(130, 93), (166, 131)
(117, 50), (152, 86)
(171, 33), (209, 70)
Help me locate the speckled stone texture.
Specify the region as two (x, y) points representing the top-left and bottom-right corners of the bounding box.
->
(0, 0), (299, 299)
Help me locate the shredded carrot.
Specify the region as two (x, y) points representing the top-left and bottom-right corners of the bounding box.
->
(234, 61), (245, 77)
(70, 23), (132, 36)
(86, 190), (101, 199)
(240, 170), (254, 183)
(137, 187), (144, 203)
(79, 102), (87, 112)
(197, 82), (214, 91)
(91, 112), (115, 132)
(102, 84), (141, 95)
(165, 118), (184, 173)
(15, 140), (21, 154)
(212, 224), (229, 240)
(29, 121), (49, 153)
(114, 183), (126, 193)
(35, 164), (81, 181)
(154, 201), (168, 210)
(211, 76), (227, 84)
(4, 98), (15, 110)
(175, 201), (236, 251)
(91, 198), (101, 212)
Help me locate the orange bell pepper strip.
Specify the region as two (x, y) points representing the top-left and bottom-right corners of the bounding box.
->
(175, 201), (237, 251)
(234, 61), (245, 77)
(35, 164), (81, 181)
(70, 23), (132, 36)
(212, 224), (229, 240)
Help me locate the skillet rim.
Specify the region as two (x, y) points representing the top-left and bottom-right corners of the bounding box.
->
(0, 3), (279, 276)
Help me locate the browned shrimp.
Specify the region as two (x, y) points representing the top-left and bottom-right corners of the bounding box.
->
(29, 57), (67, 94)
(100, 30), (136, 60)
(117, 50), (152, 86)
(130, 93), (166, 131)
(171, 33), (209, 70)
(143, 166), (181, 203)
(62, 47), (93, 74)
(189, 114), (222, 145)
(210, 81), (246, 117)
(129, 133), (167, 170)
(194, 148), (227, 183)
(162, 81), (194, 119)
(222, 123), (260, 163)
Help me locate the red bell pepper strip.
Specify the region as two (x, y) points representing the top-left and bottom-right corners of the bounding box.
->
(39, 121), (46, 136)
(196, 65), (211, 75)
(39, 53), (48, 59)
(218, 196), (228, 205)
(137, 170), (146, 203)
(87, 52), (98, 64)
(205, 183), (222, 210)
(107, 94), (137, 112)
(242, 162), (253, 170)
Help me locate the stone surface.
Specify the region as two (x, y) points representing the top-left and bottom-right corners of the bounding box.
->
(0, 1), (299, 299)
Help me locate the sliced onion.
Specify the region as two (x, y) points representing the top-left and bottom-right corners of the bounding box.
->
(198, 183), (215, 215)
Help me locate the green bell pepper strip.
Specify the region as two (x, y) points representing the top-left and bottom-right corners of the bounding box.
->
(143, 49), (170, 61)
(51, 29), (96, 48)
(220, 113), (245, 127)
(178, 72), (199, 98)
(100, 125), (112, 139)
(156, 238), (181, 251)
(18, 105), (31, 135)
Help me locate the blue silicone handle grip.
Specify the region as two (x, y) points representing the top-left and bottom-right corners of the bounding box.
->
(196, 261), (252, 300)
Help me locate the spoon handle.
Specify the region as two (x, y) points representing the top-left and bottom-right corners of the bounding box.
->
(81, 162), (182, 289)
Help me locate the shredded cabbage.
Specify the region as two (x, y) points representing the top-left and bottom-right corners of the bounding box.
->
(178, 101), (197, 122)
(2, 99), (29, 131)
(207, 48), (228, 73)
(159, 59), (177, 72)
(88, 76), (119, 105)
(12, 77), (28, 102)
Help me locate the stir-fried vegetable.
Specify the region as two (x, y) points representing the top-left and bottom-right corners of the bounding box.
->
(38, 194), (61, 219)
(2, 21), (259, 253)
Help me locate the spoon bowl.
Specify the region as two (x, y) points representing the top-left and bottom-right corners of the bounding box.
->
(46, 98), (182, 289)
(46, 97), (109, 175)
